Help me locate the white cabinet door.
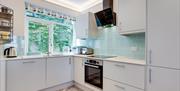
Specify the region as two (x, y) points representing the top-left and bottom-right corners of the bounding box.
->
(75, 13), (88, 39)
(46, 57), (73, 87)
(73, 57), (84, 85)
(147, 67), (180, 91)
(7, 58), (46, 91)
(75, 12), (97, 39)
(0, 60), (5, 91)
(104, 78), (144, 91)
(147, 0), (180, 69)
(0, 61), (1, 91)
(104, 61), (145, 89)
(118, 0), (146, 34)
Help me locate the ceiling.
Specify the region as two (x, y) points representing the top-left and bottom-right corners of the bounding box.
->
(45, 0), (103, 12)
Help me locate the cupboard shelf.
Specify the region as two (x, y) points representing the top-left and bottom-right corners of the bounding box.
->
(0, 39), (11, 44)
(0, 12), (13, 20)
(0, 4), (14, 44)
(0, 26), (12, 29)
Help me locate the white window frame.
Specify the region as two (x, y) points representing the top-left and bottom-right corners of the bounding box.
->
(25, 16), (75, 56)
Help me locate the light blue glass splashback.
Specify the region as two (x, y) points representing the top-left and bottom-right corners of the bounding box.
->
(77, 27), (145, 60)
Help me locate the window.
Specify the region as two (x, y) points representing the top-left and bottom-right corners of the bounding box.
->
(28, 21), (49, 55)
(26, 11), (74, 55)
(53, 24), (73, 53)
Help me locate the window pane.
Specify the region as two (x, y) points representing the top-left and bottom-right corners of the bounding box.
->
(28, 21), (49, 55)
(53, 24), (73, 53)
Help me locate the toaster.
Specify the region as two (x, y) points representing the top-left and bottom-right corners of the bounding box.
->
(81, 47), (94, 55)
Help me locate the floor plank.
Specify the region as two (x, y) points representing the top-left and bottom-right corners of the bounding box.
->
(58, 86), (84, 91)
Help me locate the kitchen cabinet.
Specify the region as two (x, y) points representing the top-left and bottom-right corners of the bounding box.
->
(0, 60), (5, 91)
(75, 12), (97, 39)
(73, 57), (85, 85)
(46, 57), (73, 87)
(118, 0), (146, 35)
(6, 58), (46, 91)
(0, 61), (1, 91)
(104, 61), (145, 89)
(147, 67), (180, 91)
(104, 78), (144, 91)
(147, 0), (180, 69)
(146, 0), (180, 91)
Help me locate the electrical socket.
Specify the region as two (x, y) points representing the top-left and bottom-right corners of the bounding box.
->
(131, 46), (138, 52)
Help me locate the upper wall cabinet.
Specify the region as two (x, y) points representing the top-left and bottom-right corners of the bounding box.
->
(118, 0), (146, 35)
(75, 12), (98, 39)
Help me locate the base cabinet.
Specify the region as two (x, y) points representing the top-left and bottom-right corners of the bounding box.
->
(0, 60), (5, 91)
(6, 59), (46, 91)
(146, 67), (180, 91)
(0, 61), (1, 91)
(103, 78), (143, 91)
(46, 57), (73, 87)
(104, 61), (145, 89)
(73, 57), (84, 85)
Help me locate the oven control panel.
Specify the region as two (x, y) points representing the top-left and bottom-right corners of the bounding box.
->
(85, 59), (103, 65)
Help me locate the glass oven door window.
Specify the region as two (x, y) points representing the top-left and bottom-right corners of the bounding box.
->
(85, 65), (103, 88)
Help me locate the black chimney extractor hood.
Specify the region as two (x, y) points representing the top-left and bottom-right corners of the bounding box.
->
(95, 0), (116, 27)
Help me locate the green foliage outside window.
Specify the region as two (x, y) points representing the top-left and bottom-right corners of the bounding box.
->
(26, 11), (74, 55)
(28, 21), (49, 55)
(53, 24), (73, 52)
(27, 21), (73, 55)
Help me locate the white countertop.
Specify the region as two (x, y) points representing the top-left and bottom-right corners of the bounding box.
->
(74, 55), (146, 65)
(0, 54), (146, 65)
(0, 53), (73, 61)
(104, 56), (146, 65)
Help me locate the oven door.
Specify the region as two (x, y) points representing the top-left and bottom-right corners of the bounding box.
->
(85, 63), (103, 88)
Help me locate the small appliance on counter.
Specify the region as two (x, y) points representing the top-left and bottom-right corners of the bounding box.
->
(4, 47), (17, 58)
(81, 47), (94, 55)
(72, 46), (94, 55)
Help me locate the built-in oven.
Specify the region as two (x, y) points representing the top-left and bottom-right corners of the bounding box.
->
(84, 59), (103, 89)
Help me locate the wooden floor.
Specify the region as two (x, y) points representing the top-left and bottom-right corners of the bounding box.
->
(58, 86), (84, 91)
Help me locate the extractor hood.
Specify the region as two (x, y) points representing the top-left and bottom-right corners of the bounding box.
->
(94, 0), (116, 27)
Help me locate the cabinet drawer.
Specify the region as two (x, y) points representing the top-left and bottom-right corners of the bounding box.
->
(104, 78), (144, 91)
(104, 61), (145, 89)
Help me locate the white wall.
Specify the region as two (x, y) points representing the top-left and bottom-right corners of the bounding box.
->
(28, 0), (80, 17)
(0, 0), (118, 36)
(0, 0), (80, 36)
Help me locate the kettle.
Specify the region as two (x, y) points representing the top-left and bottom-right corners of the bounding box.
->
(4, 47), (17, 58)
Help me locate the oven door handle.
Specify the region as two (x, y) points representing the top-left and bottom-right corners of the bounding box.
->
(85, 64), (99, 68)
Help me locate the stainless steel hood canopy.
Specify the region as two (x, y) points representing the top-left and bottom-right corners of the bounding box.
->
(94, 0), (116, 27)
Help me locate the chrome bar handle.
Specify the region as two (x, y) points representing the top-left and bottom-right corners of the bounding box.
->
(82, 60), (84, 66)
(69, 57), (71, 64)
(149, 50), (152, 64)
(85, 64), (99, 68)
(115, 64), (126, 68)
(23, 61), (36, 64)
(149, 68), (152, 83)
